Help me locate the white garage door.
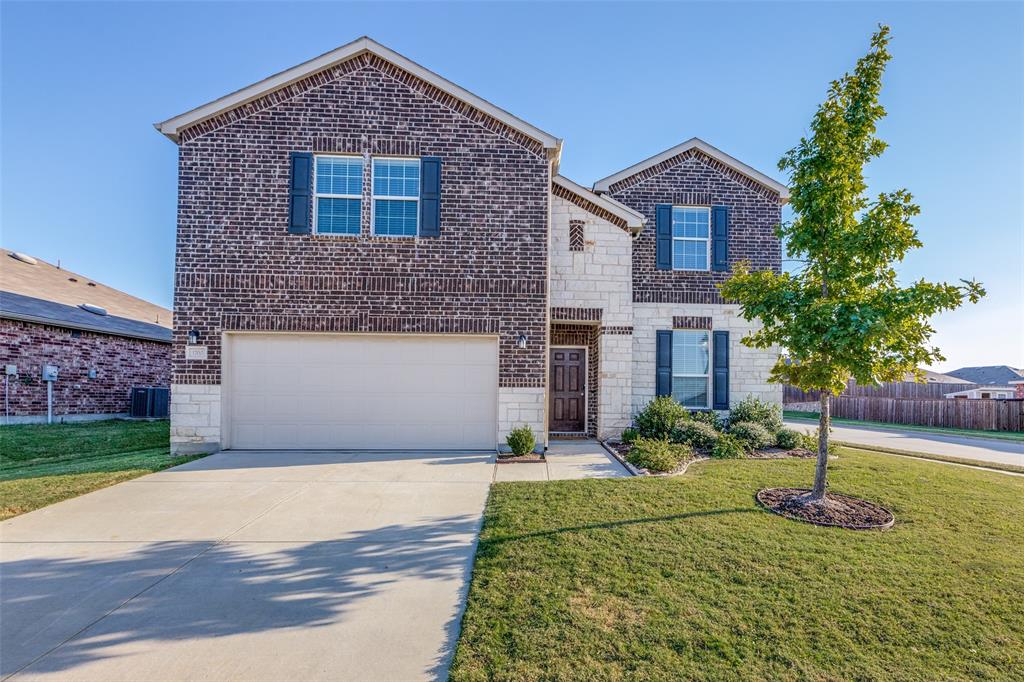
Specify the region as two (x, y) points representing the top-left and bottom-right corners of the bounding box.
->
(225, 334), (498, 450)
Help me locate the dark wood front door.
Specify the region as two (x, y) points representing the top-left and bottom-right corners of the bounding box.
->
(550, 348), (586, 432)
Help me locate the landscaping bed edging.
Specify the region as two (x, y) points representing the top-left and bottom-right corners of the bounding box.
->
(756, 487), (895, 530)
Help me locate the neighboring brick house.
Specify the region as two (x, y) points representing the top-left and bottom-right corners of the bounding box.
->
(155, 37), (786, 454)
(0, 250), (171, 423)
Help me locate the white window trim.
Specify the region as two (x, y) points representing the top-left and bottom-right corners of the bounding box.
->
(671, 205), (711, 272)
(313, 154), (363, 235)
(671, 329), (711, 410)
(371, 156), (420, 237)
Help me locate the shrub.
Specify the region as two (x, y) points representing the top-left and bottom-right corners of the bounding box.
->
(689, 410), (724, 431)
(620, 427), (638, 444)
(797, 428), (840, 456)
(728, 421), (774, 450)
(506, 425), (536, 456)
(710, 434), (746, 459)
(633, 396), (689, 440)
(775, 427), (802, 450)
(626, 437), (692, 473)
(672, 421), (720, 450)
(729, 395), (783, 433)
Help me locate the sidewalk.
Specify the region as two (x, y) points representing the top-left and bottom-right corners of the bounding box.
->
(495, 439), (629, 482)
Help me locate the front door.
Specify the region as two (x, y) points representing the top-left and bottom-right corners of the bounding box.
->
(550, 348), (586, 432)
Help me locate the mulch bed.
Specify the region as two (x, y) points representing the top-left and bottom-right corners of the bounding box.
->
(495, 453), (545, 464)
(756, 487), (895, 530)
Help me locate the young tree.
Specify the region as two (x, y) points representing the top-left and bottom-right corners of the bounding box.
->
(721, 25), (983, 502)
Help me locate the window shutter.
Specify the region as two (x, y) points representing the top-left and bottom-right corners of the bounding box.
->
(655, 204), (672, 270)
(711, 205), (729, 271)
(712, 330), (729, 409)
(656, 330), (672, 397)
(419, 156), (442, 237)
(288, 152), (313, 234)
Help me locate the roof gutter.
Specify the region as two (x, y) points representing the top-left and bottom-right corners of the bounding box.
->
(0, 311), (172, 344)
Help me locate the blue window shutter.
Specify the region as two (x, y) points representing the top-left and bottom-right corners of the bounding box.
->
(655, 204), (672, 270)
(419, 156), (441, 237)
(712, 205), (729, 271)
(288, 152), (313, 234)
(713, 330), (729, 409)
(656, 330), (672, 397)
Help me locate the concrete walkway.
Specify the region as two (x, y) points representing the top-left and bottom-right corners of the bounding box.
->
(785, 419), (1024, 468)
(494, 439), (629, 482)
(0, 450), (496, 682)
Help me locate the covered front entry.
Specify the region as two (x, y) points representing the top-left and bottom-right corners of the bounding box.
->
(224, 333), (498, 450)
(549, 347), (587, 432)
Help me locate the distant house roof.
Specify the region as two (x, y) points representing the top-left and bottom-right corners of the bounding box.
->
(945, 365), (1024, 386)
(910, 369), (971, 384)
(0, 250), (172, 343)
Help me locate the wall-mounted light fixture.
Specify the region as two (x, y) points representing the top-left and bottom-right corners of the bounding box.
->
(187, 329), (201, 345)
(516, 334), (528, 349)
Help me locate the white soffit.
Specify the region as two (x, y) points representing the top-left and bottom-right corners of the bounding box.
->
(592, 137), (790, 202)
(553, 174), (645, 232)
(154, 36), (563, 156)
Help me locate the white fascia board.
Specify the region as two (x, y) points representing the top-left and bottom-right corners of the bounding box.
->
(155, 36), (562, 153)
(553, 174), (645, 232)
(592, 136), (790, 202)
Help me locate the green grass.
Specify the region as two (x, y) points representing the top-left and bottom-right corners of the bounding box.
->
(451, 449), (1023, 681)
(784, 410), (1024, 443)
(0, 420), (202, 519)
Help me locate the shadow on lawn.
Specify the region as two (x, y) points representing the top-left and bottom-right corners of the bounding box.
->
(1, 515), (478, 680)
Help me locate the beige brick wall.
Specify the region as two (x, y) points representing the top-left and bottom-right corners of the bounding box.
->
(170, 384), (221, 454)
(631, 303), (781, 416)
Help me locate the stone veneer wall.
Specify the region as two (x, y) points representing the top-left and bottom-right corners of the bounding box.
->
(1, 318), (170, 422)
(631, 304), (781, 416)
(169, 384), (222, 453)
(498, 386), (545, 452)
(549, 194), (633, 439)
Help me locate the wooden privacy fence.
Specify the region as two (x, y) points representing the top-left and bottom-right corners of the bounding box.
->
(812, 396), (1024, 432)
(784, 380), (979, 402)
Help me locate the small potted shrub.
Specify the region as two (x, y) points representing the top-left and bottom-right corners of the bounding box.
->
(505, 425), (536, 458)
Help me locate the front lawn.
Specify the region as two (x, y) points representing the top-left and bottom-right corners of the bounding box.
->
(0, 420), (201, 519)
(451, 449), (1023, 681)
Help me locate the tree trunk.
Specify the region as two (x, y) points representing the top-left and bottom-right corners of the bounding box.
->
(811, 392), (831, 500)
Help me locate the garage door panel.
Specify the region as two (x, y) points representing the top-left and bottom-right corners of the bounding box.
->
(227, 335), (498, 450)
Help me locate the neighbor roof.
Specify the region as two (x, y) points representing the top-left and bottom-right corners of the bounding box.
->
(945, 365), (1024, 386)
(154, 36), (563, 161)
(909, 369), (971, 384)
(0, 291), (171, 343)
(591, 137), (790, 202)
(552, 175), (645, 233)
(1, 249), (172, 341)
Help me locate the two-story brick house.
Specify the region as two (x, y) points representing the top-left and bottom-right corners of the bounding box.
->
(157, 37), (786, 454)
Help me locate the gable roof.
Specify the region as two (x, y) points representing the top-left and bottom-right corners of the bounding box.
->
(552, 175), (645, 233)
(945, 365), (1024, 386)
(1, 249), (172, 341)
(155, 36), (562, 160)
(591, 137), (790, 202)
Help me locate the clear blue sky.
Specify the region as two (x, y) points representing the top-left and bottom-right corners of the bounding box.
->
(2, 1), (1021, 371)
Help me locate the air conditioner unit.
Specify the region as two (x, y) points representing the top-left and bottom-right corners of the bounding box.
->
(131, 387), (170, 418)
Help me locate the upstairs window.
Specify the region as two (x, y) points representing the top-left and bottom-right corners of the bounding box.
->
(672, 206), (710, 271)
(372, 158), (420, 236)
(672, 330), (710, 408)
(314, 155), (363, 235)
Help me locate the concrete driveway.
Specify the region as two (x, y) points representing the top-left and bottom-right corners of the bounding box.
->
(0, 449), (496, 681)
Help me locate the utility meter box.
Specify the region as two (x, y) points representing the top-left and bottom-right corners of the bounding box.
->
(42, 365), (59, 382)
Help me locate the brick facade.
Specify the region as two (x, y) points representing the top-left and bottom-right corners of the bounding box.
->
(608, 148), (782, 305)
(1, 319), (170, 420)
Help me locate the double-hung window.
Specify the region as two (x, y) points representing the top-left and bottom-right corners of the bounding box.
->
(671, 330), (711, 408)
(372, 158), (420, 236)
(672, 206), (710, 271)
(314, 155), (363, 235)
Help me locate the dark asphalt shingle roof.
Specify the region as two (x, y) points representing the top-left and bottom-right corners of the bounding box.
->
(946, 365), (1024, 386)
(0, 291), (171, 343)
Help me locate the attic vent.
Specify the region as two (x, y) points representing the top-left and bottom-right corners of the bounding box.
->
(87, 282), (96, 287)
(68, 277), (78, 282)
(9, 252), (38, 265)
(79, 303), (108, 316)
